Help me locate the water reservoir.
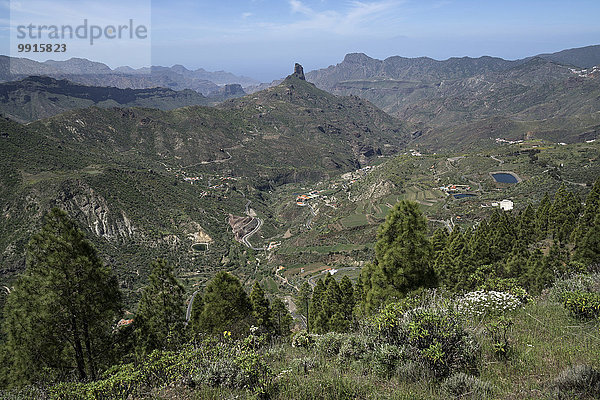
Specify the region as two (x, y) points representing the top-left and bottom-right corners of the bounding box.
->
(491, 172), (519, 184)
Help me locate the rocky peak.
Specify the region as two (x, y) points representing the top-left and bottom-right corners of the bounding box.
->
(293, 63), (305, 80)
(221, 83), (245, 96)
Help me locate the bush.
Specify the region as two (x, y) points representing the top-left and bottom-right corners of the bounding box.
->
(365, 295), (479, 380)
(560, 291), (600, 320)
(315, 332), (347, 358)
(442, 372), (494, 399)
(399, 307), (479, 379)
(291, 330), (315, 348)
(47, 337), (273, 399)
(371, 343), (405, 377)
(458, 290), (522, 319)
(553, 365), (600, 399)
(485, 315), (513, 360)
(338, 335), (371, 363)
(549, 273), (600, 302)
(477, 277), (529, 303)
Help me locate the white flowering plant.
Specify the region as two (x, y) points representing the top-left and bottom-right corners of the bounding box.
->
(457, 290), (522, 318)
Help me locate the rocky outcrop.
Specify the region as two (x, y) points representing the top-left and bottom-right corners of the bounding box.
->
(57, 181), (135, 241)
(228, 214), (257, 242)
(293, 63), (305, 80)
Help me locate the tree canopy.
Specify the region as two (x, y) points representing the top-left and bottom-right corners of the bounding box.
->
(1, 208), (121, 386)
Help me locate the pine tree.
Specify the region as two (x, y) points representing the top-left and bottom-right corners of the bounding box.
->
(517, 204), (536, 244)
(296, 282), (312, 333)
(435, 230), (468, 290)
(431, 227), (449, 255)
(574, 213), (600, 267)
(361, 200), (435, 313)
(271, 298), (293, 336)
(310, 278), (327, 333)
(535, 193), (552, 239)
(549, 184), (581, 243)
(323, 275), (349, 332)
(526, 249), (548, 294)
(192, 271), (252, 336)
(135, 259), (185, 356)
(1, 208), (121, 386)
(573, 178), (600, 247)
(250, 282), (272, 332)
(503, 243), (530, 286)
(339, 276), (355, 323)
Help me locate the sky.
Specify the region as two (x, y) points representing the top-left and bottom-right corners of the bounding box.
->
(1, 0), (600, 81)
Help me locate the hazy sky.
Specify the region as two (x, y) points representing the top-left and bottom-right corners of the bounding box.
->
(2, 0), (600, 81)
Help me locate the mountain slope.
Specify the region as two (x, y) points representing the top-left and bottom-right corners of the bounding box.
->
(306, 53), (600, 150)
(0, 65), (411, 295)
(0, 76), (214, 123)
(537, 44), (600, 68)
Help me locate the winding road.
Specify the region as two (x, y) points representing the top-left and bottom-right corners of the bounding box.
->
(185, 290), (199, 325)
(241, 217), (265, 250)
(305, 204), (317, 229)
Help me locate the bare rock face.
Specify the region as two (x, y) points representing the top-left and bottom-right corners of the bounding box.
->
(58, 181), (135, 241)
(293, 63), (305, 80)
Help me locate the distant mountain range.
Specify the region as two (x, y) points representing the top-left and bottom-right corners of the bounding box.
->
(0, 56), (259, 95)
(304, 45), (600, 150)
(0, 76), (247, 123)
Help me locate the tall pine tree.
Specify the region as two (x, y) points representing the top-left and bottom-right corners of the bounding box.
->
(135, 259), (185, 356)
(2, 208), (121, 386)
(360, 200), (435, 313)
(191, 272), (252, 337)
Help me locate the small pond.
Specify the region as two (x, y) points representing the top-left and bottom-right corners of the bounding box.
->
(453, 193), (476, 199)
(191, 243), (208, 252)
(491, 172), (519, 184)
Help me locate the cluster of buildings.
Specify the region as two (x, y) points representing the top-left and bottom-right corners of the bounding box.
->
(570, 66), (599, 78)
(296, 190), (321, 206)
(495, 138), (524, 145)
(183, 176), (202, 183)
(481, 199), (514, 211)
(439, 184), (471, 193)
(321, 267), (338, 276)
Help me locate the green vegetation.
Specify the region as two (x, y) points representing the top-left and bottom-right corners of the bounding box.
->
(359, 200), (436, 314)
(134, 259), (186, 356)
(0, 209), (121, 386)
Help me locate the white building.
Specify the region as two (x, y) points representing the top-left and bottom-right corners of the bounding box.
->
(499, 199), (514, 211)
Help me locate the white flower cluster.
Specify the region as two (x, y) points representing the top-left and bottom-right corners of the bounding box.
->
(457, 290), (521, 318)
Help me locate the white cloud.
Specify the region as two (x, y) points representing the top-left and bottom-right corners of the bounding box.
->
(278, 0), (404, 37)
(289, 0), (313, 16)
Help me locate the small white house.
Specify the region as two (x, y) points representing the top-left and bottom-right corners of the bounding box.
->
(499, 199), (514, 211)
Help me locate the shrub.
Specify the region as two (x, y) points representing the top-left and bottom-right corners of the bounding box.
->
(442, 372), (494, 399)
(485, 315), (513, 360)
(560, 291), (600, 320)
(548, 273), (600, 302)
(47, 337), (273, 399)
(371, 343), (405, 377)
(399, 307), (479, 379)
(315, 332), (347, 358)
(291, 330), (315, 348)
(477, 277), (529, 303)
(458, 290), (522, 319)
(553, 365), (600, 399)
(338, 335), (371, 363)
